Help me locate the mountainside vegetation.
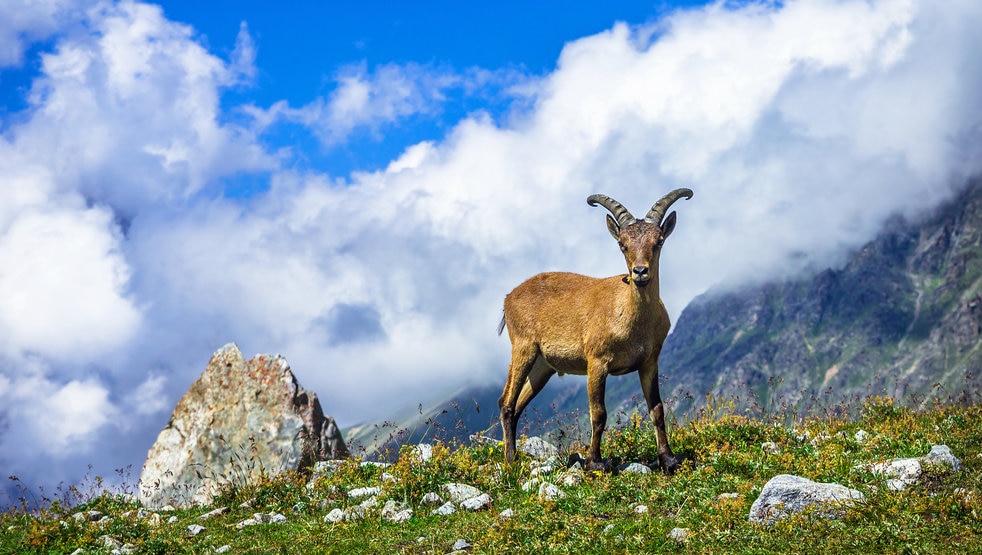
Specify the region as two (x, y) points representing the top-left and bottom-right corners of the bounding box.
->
(4, 397), (981, 553)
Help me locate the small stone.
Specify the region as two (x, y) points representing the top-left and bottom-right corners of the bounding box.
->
(499, 508), (515, 518)
(619, 462), (652, 474)
(518, 437), (558, 460)
(559, 469), (584, 487)
(431, 502), (456, 516)
(634, 504), (648, 514)
(215, 546), (231, 554)
(167, 516), (178, 524)
(268, 512), (287, 524)
(197, 507), (229, 520)
(922, 445), (962, 471)
(668, 527), (691, 543)
(359, 496), (379, 509)
(761, 441), (780, 454)
(452, 539), (472, 551)
(382, 501), (413, 523)
(98, 535), (123, 549)
(460, 493), (493, 511)
(186, 524), (206, 536)
(160, 505), (176, 512)
(146, 513), (162, 527)
(420, 492), (444, 507)
(239, 498), (254, 509)
(348, 486), (381, 499)
(324, 508), (346, 523)
(413, 443), (434, 463)
(530, 464), (555, 477)
(521, 478), (541, 492)
(718, 492), (740, 501)
(854, 430), (869, 443)
(70, 549), (85, 555)
(442, 483), (483, 503)
(537, 482), (565, 501)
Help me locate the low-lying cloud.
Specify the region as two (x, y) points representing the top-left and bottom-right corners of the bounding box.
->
(2, 0), (982, 500)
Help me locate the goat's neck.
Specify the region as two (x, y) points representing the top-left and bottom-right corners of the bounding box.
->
(623, 272), (661, 318)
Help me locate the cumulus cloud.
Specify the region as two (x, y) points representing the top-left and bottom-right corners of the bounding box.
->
(3, 0), (982, 502)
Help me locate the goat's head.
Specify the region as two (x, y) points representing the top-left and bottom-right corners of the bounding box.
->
(587, 189), (693, 286)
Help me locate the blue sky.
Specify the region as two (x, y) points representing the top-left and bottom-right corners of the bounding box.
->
(153, 1), (713, 181)
(2, 0), (982, 503)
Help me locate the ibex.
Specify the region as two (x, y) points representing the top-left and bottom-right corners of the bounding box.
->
(497, 188), (693, 472)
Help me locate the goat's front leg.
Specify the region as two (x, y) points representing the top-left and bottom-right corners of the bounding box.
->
(585, 366), (609, 471)
(639, 359), (678, 474)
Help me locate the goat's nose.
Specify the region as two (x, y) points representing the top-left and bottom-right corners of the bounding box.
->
(632, 266), (649, 277)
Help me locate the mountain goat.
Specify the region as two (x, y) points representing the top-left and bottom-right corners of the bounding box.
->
(497, 189), (693, 472)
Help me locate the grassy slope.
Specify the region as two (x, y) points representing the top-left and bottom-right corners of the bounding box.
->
(4, 397), (982, 554)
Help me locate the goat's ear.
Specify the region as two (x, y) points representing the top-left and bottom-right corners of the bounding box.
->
(605, 214), (621, 240)
(661, 211), (677, 239)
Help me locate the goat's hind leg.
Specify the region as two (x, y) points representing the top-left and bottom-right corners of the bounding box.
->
(499, 342), (539, 464)
(639, 361), (678, 474)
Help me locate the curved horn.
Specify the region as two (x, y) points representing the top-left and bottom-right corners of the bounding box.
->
(587, 194), (636, 228)
(644, 188), (694, 224)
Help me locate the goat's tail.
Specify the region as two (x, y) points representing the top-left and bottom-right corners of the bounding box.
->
(496, 311), (507, 336)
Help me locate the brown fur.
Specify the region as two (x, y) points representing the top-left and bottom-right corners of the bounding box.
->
(498, 207), (684, 473)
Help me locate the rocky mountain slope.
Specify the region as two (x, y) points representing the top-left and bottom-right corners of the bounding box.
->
(348, 180), (982, 452)
(659, 179), (982, 418)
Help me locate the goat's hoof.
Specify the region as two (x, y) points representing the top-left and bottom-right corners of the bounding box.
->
(660, 454), (679, 475)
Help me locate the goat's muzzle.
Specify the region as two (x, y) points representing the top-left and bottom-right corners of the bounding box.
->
(632, 266), (651, 285)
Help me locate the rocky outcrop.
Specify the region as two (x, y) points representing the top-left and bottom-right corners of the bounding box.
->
(138, 343), (348, 509)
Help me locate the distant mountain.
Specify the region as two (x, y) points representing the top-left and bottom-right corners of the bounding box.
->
(661, 179), (982, 418)
(346, 180), (982, 454)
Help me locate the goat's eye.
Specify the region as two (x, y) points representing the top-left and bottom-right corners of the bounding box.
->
(618, 242), (627, 252)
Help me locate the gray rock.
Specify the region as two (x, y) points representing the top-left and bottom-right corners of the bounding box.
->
(382, 501), (413, 523)
(138, 344), (349, 509)
(922, 445), (962, 471)
(186, 524), (206, 536)
(324, 508), (346, 523)
(348, 486), (381, 499)
(854, 430), (870, 443)
(452, 539), (472, 551)
(518, 436), (557, 460)
(619, 462), (652, 474)
(668, 527), (691, 543)
(559, 469), (584, 487)
(420, 492), (444, 506)
(460, 493), (493, 511)
(634, 504), (648, 514)
(862, 458), (922, 490)
(197, 507), (229, 521)
(442, 483), (483, 503)
(413, 443), (434, 463)
(749, 474), (864, 526)
(499, 508), (515, 518)
(431, 502), (456, 516)
(537, 482), (565, 501)
(215, 546), (231, 554)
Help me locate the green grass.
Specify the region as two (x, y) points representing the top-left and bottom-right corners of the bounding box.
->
(4, 397), (982, 554)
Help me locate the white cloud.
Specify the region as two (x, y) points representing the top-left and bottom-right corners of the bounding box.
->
(3, 0), (982, 502)
(0, 357), (116, 456)
(0, 0), (96, 67)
